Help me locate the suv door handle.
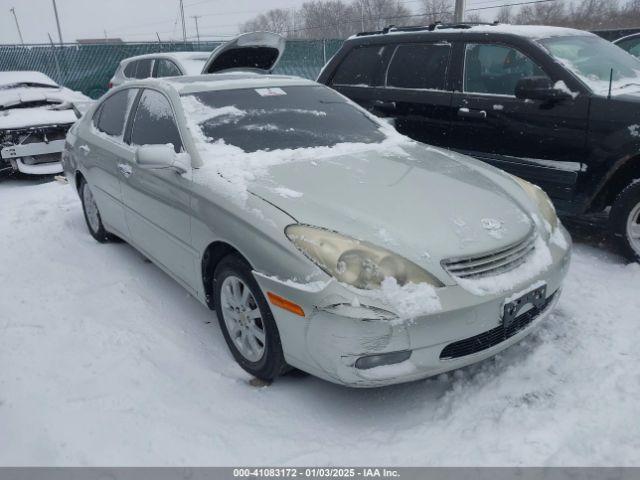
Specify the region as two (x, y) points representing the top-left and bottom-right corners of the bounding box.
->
(79, 145), (90, 154)
(458, 108), (487, 119)
(373, 100), (396, 110)
(117, 163), (133, 178)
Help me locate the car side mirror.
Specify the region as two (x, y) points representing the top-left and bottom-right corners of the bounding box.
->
(135, 144), (190, 174)
(515, 77), (571, 101)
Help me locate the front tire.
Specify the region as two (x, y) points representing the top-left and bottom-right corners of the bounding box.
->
(213, 254), (288, 381)
(611, 180), (640, 262)
(79, 178), (113, 243)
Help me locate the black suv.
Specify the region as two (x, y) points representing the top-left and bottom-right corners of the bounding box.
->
(318, 23), (640, 261)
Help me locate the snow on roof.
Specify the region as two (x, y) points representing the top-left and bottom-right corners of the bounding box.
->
(354, 24), (593, 41)
(163, 73), (315, 94)
(0, 71), (58, 88)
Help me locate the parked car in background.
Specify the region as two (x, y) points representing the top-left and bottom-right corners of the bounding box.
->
(108, 32), (286, 89)
(318, 23), (640, 261)
(0, 71), (90, 176)
(614, 33), (640, 57)
(61, 72), (570, 387)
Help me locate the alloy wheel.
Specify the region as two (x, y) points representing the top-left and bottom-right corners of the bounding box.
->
(627, 202), (640, 256)
(82, 184), (100, 234)
(220, 275), (266, 363)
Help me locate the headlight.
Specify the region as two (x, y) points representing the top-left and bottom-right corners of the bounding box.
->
(512, 176), (558, 231)
(285, 225), (443, 290)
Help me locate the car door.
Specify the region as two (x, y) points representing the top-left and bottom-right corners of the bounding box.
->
(326, 43), (395, 115)
(449, 41), (589, 207)
(120, 88), (197, 290)
(380, 41), (454, 147)
(81, 88), (139, 238)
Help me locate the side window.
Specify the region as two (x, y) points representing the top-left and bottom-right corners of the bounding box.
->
(130, 89), (183, 153)
(617, 38), (640, 58)
(464, 43), (549, 96)
(133, 59), (153, 79)
(123, 61), (137, 78)
(386, 43), (450, 90)
(95, 89), (138, 138)
(331, 45), (390, 86)
(156, 59), (182, 78)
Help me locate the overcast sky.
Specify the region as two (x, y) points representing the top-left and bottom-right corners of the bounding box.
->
(0, 0), (306, 44)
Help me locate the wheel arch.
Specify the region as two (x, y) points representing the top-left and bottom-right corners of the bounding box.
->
(201, 241), (252, 309)
(74, 170), (86, 194)
(590, 156), (640, 212)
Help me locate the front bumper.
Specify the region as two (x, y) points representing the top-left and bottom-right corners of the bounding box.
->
(254, 226), (572, 387)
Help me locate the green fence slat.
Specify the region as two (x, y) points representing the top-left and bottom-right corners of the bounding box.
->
(0, 39), (344, 99)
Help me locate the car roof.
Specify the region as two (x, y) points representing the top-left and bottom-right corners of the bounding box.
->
(349, 24), (592, 42)
(0, 70), (58, 88)
(120, 51), (211, 64)
(123, 72), (317, 95)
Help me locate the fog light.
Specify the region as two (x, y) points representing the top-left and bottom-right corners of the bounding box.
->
(354, 350), (411, 370)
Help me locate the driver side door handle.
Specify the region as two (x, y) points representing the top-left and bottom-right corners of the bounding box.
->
(117, 163), (133, 178)
(458, 108), (487, 119)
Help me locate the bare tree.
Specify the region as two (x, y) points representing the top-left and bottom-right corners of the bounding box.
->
(240, 9), (294, 36)
(355, 0), (412, 31)
(421, 0), (454, 24)
(465, 12), (482, 23)
(298, 0), (358, 39)
(515, 2), (567, 26)
(495, 5), (513, 24)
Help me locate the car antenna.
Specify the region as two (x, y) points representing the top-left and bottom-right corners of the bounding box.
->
(608, 68), (614, 100)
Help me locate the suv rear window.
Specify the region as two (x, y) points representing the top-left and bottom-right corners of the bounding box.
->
(331, 45), (391, 86)
(386, 43), (450, 90)
(124, 59), (153, 79)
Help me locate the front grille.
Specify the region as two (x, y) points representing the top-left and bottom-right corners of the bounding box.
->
(439, 290), (557, 360)
(442, 233), (536, 279)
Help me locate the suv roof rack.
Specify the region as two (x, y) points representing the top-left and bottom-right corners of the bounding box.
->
(355, 21), (499, 37)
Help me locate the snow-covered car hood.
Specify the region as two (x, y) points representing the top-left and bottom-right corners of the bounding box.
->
(0, 86), (89, 130)
(249, 142), (535, 267)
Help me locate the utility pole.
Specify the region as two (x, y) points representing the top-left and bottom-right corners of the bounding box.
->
(192, 15), (201, 45)
(9, 7), (24, 45)
(52, 0), (64, 45)
(179, 0), (187, 43)
(454, 0), (466, 23)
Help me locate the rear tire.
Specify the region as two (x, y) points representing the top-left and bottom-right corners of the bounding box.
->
(213, 254), (288, 381)
(79, 177), (114, 243)
(610, 180), (640, 262)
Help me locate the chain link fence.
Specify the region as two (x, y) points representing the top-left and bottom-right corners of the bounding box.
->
(0, 39), (344, 99)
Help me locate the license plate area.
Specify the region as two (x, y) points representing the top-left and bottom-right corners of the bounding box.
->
(502, 284), (547, 330)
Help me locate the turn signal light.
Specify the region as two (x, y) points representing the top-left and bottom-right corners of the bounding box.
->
(267, 292), (305, 317)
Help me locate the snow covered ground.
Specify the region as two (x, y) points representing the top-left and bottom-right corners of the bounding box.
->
(1, 176), (639, 466)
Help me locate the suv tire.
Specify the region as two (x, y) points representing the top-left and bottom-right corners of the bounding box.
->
(610, 180), (640, 262)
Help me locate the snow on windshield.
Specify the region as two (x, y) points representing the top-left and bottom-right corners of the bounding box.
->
(180, 85), (413, 206)
(539, 35), (640, 96)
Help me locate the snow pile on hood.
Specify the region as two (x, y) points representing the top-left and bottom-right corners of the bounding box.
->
(378, 277), (442, 320)
(180, 95), (414, 207)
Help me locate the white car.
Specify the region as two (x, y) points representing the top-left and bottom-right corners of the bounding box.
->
(0, 71), (90, 176)
(108, 32), (286, 89)
(108, 52), (211, 89)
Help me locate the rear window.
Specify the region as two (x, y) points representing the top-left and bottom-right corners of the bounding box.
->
(181, 85), (385, 153)
(331, 45), (391, 86)
(386, 43), (450, 90)
(124, 59), (153, 79)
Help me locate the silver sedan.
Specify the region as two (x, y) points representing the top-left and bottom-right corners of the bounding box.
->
(62, 73), (571, 387)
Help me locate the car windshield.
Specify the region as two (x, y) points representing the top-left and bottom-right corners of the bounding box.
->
(181, 85), (385, 153)
(538, 35), (640, 95)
